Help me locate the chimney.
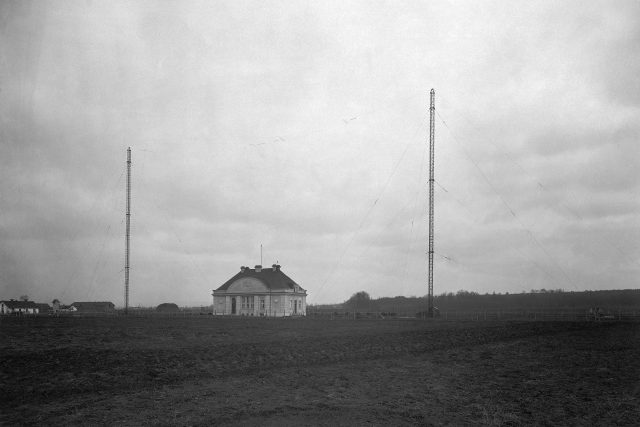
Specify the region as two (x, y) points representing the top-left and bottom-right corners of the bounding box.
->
(255, 265), (262, 273)
(240, 266), (246, 272)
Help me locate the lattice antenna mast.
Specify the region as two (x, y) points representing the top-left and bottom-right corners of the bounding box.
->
(428, 89), (435, 317)
(125, 147), (131, 315)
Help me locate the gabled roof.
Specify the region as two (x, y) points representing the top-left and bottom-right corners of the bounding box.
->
(216, 265), (306, 292)
(1, 300), (39, 309)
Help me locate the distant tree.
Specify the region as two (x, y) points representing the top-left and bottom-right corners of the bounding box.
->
(156, 303), (180, 312)
(345, 291), (376, 311)
(19, 295), (29, 301)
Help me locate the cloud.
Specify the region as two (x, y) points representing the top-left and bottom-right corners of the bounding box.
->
(0, 0), (638, 306)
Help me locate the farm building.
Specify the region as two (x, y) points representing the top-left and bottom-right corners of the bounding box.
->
(0, 300), (39, 315)
(36, 303), (51, 314)
(52, 299), (77, 314)
(213, 264), (307, 317)
(71, 302), (116, 313)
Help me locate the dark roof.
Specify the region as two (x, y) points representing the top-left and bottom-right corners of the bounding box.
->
(71, 302), (115, 311)
(36, 303), (51, 312)
(216, 266), (305, 292)
(1, 300), (39, 309)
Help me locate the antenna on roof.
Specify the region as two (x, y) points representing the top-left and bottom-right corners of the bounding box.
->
(260, 243), (263, 266)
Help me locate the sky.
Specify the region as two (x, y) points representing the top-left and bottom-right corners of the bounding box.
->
(1, 0), (638, 307)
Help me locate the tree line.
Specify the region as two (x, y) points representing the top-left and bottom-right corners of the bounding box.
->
(311, 289), (640, 314)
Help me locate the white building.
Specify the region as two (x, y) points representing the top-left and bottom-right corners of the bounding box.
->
(212, 264), (307, 317)
(0, 300), (40, 315)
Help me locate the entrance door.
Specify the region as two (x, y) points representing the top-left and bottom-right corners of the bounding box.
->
(231, 297), (236, 314)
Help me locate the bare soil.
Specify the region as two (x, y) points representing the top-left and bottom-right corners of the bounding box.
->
(1, 317), (638, 426)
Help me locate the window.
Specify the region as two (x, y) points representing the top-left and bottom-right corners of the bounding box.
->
(242, 296), (254, 309)
(260, 297), (265, 310)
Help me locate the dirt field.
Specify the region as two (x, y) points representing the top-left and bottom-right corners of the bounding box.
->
(1, 317), (638, 426)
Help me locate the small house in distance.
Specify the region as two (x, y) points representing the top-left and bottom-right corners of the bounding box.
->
(213, 264), (307, 317)
(71, 302), (115, 313)
(52, 299), (77, 314)
(36, 303), (51, 314)
(0, 300), (39, 315)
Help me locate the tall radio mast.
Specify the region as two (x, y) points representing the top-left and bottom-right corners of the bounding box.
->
(428, 89), (435, 318)
(125, 147), (131, 314)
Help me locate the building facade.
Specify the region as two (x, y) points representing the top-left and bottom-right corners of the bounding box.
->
(213, 264), (307, 317)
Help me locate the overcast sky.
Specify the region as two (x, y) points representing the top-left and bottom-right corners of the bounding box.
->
(1, 0), (638, 307)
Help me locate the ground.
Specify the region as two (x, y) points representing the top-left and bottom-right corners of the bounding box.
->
(1, 317), (638, 425)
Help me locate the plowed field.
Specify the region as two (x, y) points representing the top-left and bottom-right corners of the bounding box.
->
(1, 317), (638, 425)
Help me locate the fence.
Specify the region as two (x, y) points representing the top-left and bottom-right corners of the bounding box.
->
(8, 308), (640, 321)
(306, 308), (640, 322)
